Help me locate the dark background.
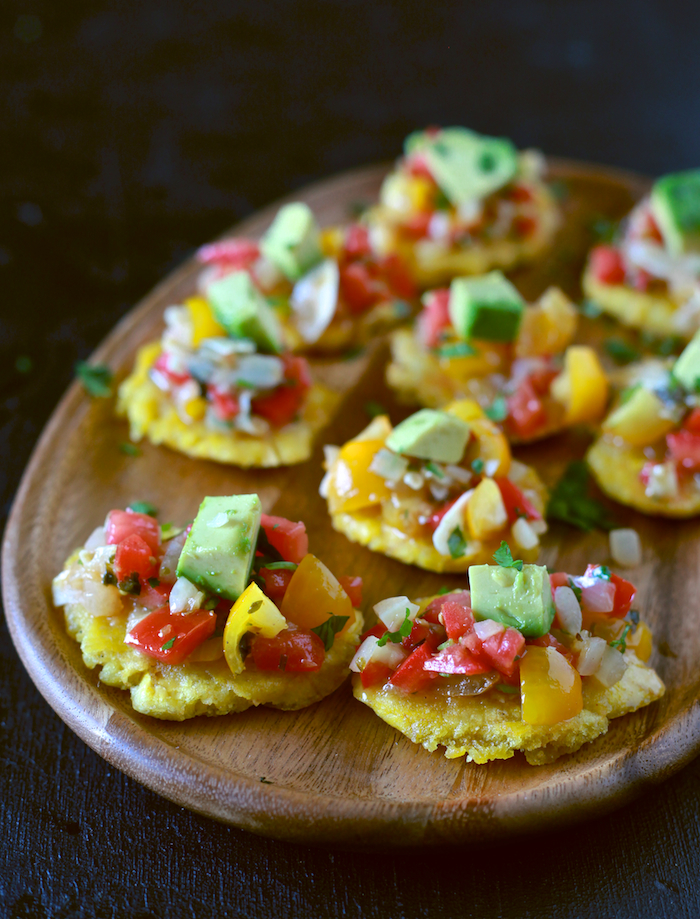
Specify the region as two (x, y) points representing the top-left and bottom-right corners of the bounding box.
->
(2, 1), (700, 916)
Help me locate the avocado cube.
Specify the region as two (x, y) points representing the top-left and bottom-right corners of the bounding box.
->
(448, 272), (525, 342)
(405, 127), (518, 206)
(651, 170), (700, 257)
(673, 328), (700, 393)
(176, 495), (262, 601)
(385, 408), (471, 464)
(260, 202), (323, 282)
(469, 563), (555, 638)
(207, 270), (283, 354)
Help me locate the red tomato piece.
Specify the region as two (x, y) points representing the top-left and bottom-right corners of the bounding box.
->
(425, 494), (460, 532)
(421, 592), (454, 624)
(114, 533), (158, 581)
(527, 632), (575, 663)
(259, 567), (295, 603)
(196, 238), (260, 269)
(667, 430), (700, 472)
(389, 643), (440, 692)
(495, 477), (542, 523)
(360, 659), (394, 688)
(423, 641), (492, 675)
(340, 262), (379, 314)
(250, 624), (325, 673)
(406, 153), (435, 181)
(380, 253), (417, 300)
(684, 408), (700, 435)
(251, 355), (311, 428)
(528, 367), (559, 396)
(549, 571), (570, 590)
(506, 378), (548, 439)
(479, 627), (526, 678)
(152, 353), (191, 386)
(633, 268), (653, 292)
(505, 183), (534, 203)
(513, 215), (537, 237)
(208, 385), (239, 422)
(440, 595), (475, 641)
(402, 620), (444, 654)
(418, 288), (451, 348)
(360, 622), (388, 642)
(138, 579), (172, 611)
(590, 245), (626, 285)
(403, 211), (432, 238)
(610, 572), (636, 618)
(260, 513), (308, 564)
(125, 607), (216, 665)
(343, 224), (371, 259)
(106, 509), (161, 553)
(338, 575), (363, 608)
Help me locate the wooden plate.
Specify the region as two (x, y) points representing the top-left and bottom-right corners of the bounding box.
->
(4, 161), (699, 847)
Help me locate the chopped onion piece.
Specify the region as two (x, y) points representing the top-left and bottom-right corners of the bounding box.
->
(445, 464), (473, 485)
(169, 576), (205, 614)
(159, 530), (188, 584)
(593, 645), (628, 688)
(473, 618), (505, 641)
(512, 517), (539, 550)
(349, 635), (406, 673)
(374, 596), (420, 630)
(576, 636), (607, 675)
(235, 354), (284, 390)
(84, 526), (107, 551)
(554, 586), (582, 634)
(432, 490), (473, 557)
(609, 528), (642, 568)
(578, 577), (615, 613)
(290, 258), (339, 343)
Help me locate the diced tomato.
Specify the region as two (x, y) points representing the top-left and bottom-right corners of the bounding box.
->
(259, 567), (295, 603)
(208, 385), (239, 422)
(196, 238), (260, 269)
(389, 643), (440, 692)
(528, 367), (559, 396)
(506, 378), (547, 439)
(633, 268), (653, 292)
(338, 575), (363, 608)
(340, 262), (378, 314)
(590, 245), (626, 285)
(479, 627), (526, 678)
(343, 224), (371, 259)
(106, 509), (160, 554)
(610, 572), (636, 618)
(152, 353), (191, 387)
(360, 659), (394, 688)
(260, 514), (308, 564)
(406, 153), (435, 181)
(683, 408), (700, 435)
(505, 183), (534, 203)
(513, 215), (537, 238)
(418, 288), (451, 348)
(138, 578), (172, 611)
(421, 593), (454, 624)
(440, 595), (475, 641)
(251, 355), (311, 428)
(425, 495), (460, 532)
(495, 477), (542, 523)
(250, 624), (325, 673)
(402, 620), (444, 654)
(549, 572), (570, 590)
(114, 533), (158, 581)
(667, 430), (700, 472)
(423, 641), (492, 675)
(527, 632), (574, 664)
(637, 211), (664, 244)
(125, 607), (216, 665)
(403, 211), (432, 238)
(360, 622), (388, 643)
(380, 253), (417, 300)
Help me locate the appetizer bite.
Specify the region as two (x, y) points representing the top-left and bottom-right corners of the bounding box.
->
(588, 331), (700, 516)
(52, 496), (364, 719)
(583, 169), (700, 341)
(352, 555), (664, 764)
(197, 202), (417, 353)
(366, 126), (560, 287)
(321, 402), (548, 572)
(387, 271), (609, 442)
(117, 276), (337, 467)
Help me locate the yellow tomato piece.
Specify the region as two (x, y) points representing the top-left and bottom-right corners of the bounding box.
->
(520, 646), (583, 725)
(586, 616), (653, 663)
(351, 415), (393, 443)
(443, 398), (487, 423)
(407, 175), (435, 211)
(515, 287), (578, 359)
(601, 387), (676, 447)
(327, 439), (392, 513)
(186, 295), (226, 345)
(466, 477), (508, 540)
(439, 345), (507, 380)
(183, 396), (207, 421)
(280, 553), (355, 635)
(223, 582), (286, 675)
(462, 418), (511, 478)
(550, 345), (609, 425)
(320, 226), (344, 258)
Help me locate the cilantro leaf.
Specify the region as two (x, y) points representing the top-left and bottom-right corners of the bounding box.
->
(377, 609), (413, 646)
(588, 564), (611, 581)
(492, 541), (523, 571)
(471, 458), (484, 475)
(262, 561), (298, 571)
(546, 461), (616, 532)
(604, 338), (640, 365)
(437, 341), (477, 359)
(485, 396), (508, 422)
(567, 578), (582, 603)
(610, 623), (632, 653)
(161, 637), (176, 651)
(128, 500), (157, 516)
(311, 614), (350, 651)
(437, 586), (451, 595)
(447, 527), (467, 559)
(424, 461), (444, 478)
(76, 361), (113, 398)
(147, 577), (160, 588)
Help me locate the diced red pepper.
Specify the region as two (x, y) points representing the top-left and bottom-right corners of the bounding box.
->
(208, 385), (239, 422)
(249, 624), (325, 673)
(125, 607), (216, 665)
(338, 575), (363, 608)
(590, 245), (626, 285)
(506, 378), (548, 439)
(389, 643), (439, 692)
(343, 224), (371, 259)
(106, 509), (161, 554)
(401, 620), (444, 654)
(418, 288), (451, 348)
(260, 514), (308, 564)
(610, 572), (636, 618)
(667, 430), (700, 472)
(421, 593), (454, 624)
(495, 477), (542, 523)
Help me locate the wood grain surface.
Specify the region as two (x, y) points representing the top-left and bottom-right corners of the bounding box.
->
(4, 160), (698, 848)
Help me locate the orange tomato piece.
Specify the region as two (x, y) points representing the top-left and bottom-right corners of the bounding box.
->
(462, 418), (511, 478)
(281, 554), (355, 635)
(327, 439), (392, 513)
(520, 645), (583, 725)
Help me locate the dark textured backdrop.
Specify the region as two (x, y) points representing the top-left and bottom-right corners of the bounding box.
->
(2, 2), (700, 917)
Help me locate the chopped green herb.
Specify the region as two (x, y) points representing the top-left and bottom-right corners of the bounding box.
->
(471, 458), (485, 475)
(76, 362), (113, 398)
(609, 623), (632, 653)
(263, 561), (298, 571)
(447, 527), (467, 559)
(15, 355), (33, 374)
(128, 500), (157, 516)
(147, 577), (160, 588)
(485, 396), (508, 422)
(102, 570), (117, 586)
(567, 578), (582, 603)
(117, 572), (141, 595)
(119, 442), (141, 457)
(311, 614), (350, 651)
(578, 299), (602, 319)
(377, 609), (413, 646)
(365, 400), (386, 419)
(493, 541), (523, 571)
(588, 564), (611, 581)
(434, 189), (450, 210)
(438, 341), (477, 359)
(604, 338), (640, 365)
(161, 637), (176, 651)
(235, 379), (257, 389)
(619, 384), (641, 405)
(546, 461), (615, 531)
(496, 683), (519, 694)
(424, 461), (444, 478)
(437, 639), (454, 651)
(437, 586), (451, 595)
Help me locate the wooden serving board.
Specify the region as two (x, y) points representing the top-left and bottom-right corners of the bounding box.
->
(4, 161), (700, 848)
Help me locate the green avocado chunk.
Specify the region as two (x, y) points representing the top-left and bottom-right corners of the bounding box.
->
(650, 170), (700, 257)
(673, 328), (700, 392)
(207, 270), (283, 354)
(260, 202), (323, 282)
(469, 563), (555, 638)
(405, 127), (518, 205)
(385, 408), (471, 464)
(176, 495), (262, 601)
(448, 271), (525, 342)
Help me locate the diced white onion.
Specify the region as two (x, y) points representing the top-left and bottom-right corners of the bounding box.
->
(554, 586), (582, 635)
(200, 336), (256, 356)
(445, 464), (473, 485)
(644, 462), (679, 499)
(235, 354), (284, 390)
(403, 471), (424, 490)
(373, 596), (420, 630)
(576, 636), (607, 675)
(529, 519), (548, 535)
(290, 258), (339, 343)
(323, 444), (340, 468)
(252, 255), (283, 290)
(432, 490), (474, 557)
(512, 517), (539, 550)
(83, 526), (107, 551)
(369, 448), (409, 482)
(169, 576), (205, 614)
(609, 528), (642, 568)
(577, 577), (615, 613)
(428, 211), (451, 241)
(159, 530), (188, 584)
(473, 618), (505, 641)
(349, 635), (406, 674)
(593, 645), (628, 688)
